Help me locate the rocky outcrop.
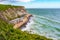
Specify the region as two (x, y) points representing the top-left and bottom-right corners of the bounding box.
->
(13, 14), (32, 29)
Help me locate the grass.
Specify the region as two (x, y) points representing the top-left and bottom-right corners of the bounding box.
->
(0, 18), (52, 40)
(0, 4), (24, 11)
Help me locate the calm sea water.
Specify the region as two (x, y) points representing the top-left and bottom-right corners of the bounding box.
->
(22, 9), (60, 40)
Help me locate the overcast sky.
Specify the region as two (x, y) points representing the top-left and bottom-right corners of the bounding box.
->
(0, 0), (60, 8)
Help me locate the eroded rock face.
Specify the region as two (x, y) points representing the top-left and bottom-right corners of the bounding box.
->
(0, 11), (9, 22)
(13, 14), (32, 29)
(9, 17), (24, 24)
(0, 5), (33, 29)
(0, 7), (27, 24)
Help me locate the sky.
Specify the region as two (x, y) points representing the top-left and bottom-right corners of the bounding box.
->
(0, 0), (60, 8)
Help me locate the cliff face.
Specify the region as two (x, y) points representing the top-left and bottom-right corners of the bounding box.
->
(0, 4), (27, 24)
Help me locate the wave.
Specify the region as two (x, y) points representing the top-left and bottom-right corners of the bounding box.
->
(21, 15), (60, 40)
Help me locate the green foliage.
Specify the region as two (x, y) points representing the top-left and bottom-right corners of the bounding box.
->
(0, 19), (52, 40)
(0, 4), (24, 11)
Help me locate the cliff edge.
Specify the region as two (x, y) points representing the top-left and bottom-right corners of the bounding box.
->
(0, 4), (32, 29)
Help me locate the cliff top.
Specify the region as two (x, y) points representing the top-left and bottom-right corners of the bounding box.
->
(0, 4), (24, 11)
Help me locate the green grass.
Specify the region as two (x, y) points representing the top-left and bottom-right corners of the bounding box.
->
(0, 4), (24, 11)
(0, 18), (52, 40)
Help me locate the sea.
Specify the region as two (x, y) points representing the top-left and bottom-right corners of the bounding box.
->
(21, 8), (60, 40)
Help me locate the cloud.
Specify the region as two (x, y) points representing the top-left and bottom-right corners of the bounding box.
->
(16, 0), (34, 2)
(0, 2), (4, 4)
(0, 1), (12, 4)
(0, 1), (6, 4)
(0, 0), (35, 3)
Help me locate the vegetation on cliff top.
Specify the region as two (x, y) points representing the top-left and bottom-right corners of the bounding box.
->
(0, 4), (24, 11)
(0, 4), (52, 40)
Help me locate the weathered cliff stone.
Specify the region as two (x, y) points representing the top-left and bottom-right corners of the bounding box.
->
(13, 14), (32, 29)
(0, 6), (26, 22)
(0, 11), (9, 22)
(0, 5), (32, 29)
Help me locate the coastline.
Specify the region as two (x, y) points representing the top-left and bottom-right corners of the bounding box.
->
(0, 4), (52, 40)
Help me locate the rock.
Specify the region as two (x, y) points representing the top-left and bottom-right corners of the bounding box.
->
(13, 14), (32, 29)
